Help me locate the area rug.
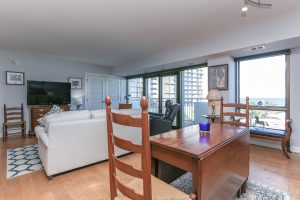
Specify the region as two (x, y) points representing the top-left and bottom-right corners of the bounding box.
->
(170, 172), (290, 200)
(7, 144), (43, 179)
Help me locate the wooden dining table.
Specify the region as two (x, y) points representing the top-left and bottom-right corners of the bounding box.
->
(150, 124), (250, 200)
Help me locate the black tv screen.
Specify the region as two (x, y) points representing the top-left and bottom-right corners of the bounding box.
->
(27, 81), (71, 106)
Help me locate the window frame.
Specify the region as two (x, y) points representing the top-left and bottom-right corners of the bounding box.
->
(235, 50), (291, 130)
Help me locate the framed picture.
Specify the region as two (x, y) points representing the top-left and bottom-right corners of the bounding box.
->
(208, 64), (228, 90)
(6, 71), (25, 85)
(68, 77), (82, 89)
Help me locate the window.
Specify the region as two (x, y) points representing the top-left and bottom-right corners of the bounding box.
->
(162, 75), (177, 114)
(182, 67), (208, 127)
(127, 78), (143, 109)
(237, 54), (289, 130)
(146, 77), (159, 113)
(126, 64), (207, 128)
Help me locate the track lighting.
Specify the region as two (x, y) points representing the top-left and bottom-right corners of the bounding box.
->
(242, 3), (248, 12)
(241, 0), (272, 13)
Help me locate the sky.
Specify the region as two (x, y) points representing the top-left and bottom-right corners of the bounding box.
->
(239, 55), (286, 99)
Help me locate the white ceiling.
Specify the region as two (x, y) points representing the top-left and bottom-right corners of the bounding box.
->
(0, 0), (299, 67)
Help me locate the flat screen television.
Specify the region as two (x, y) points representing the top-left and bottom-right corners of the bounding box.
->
(27, 80), (71, 106)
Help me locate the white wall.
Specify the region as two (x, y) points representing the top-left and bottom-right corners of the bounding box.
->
(0, 50), (111, 137)
(207, 56), (236, 103)
(290, 48), (300, 152)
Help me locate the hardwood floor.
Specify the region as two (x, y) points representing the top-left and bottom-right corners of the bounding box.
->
(1, 136), (300, 200)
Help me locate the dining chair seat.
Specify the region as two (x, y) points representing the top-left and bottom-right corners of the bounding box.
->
(116, 175), (190, 200)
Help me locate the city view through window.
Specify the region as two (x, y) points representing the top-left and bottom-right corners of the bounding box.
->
(182, 68), (208, 127)
(127, 67), (208, 127)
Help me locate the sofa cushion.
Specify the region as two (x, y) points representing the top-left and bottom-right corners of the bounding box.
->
(44, 110), (91, 131)
(250, 127), (286, 138)
(47, 105), (64, 115)
(90, 110), (106, 119)
(117, 109), (141, 115)
(91, 109), (141, 119)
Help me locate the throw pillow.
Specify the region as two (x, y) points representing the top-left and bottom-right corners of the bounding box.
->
(47, 105), (64, 115)
(36, 105), (64, 127)
(37, 117), (47, 127)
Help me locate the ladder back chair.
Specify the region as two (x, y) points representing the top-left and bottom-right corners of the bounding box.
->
(220, 97), (250, 197)
(3, 104), (26, 141)
(220, 97), (250, 127)
(105, 96), (195, 200)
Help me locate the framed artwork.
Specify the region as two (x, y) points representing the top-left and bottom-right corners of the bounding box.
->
(6, 71), (25, 85)
(208, 64), (228, 90)
(68, 77), (82, 89)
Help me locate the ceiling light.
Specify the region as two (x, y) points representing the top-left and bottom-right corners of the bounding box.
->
(242, 4), (248, 12)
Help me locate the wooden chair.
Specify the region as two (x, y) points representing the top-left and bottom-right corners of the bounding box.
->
(3, 104), (26, 141)
(220, 97), (250, 198)
(105, 96), (195, 200)
(220, 97), (250, 127)
(221, 97), (293, 158)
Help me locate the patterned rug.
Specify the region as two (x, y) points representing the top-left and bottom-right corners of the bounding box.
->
(170, 172), (290, 200)
(7, 144), (43, 179)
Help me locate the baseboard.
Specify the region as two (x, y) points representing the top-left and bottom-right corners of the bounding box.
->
(291, 146), (300, 154)
(251, 138), (300, 154)
(250, 138), (281, 150)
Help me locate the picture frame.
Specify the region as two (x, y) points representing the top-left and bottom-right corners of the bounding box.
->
(68, 77), (82, 89)
(6, 71), (25, 85)
(208, 64), (228, 90)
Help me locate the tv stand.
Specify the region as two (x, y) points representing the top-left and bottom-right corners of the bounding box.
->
(30, 105), (70, 135)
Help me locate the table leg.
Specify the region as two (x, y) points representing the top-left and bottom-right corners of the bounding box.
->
(241, 178), (247, 194)
(151, 157), (158, 177)
(192, 159), (199, 199)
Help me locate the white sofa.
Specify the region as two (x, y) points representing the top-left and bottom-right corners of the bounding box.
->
(36, 109), (141, 177)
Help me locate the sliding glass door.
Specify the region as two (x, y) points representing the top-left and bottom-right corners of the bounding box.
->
(146, 77), (160, 113)
(126, 64), (208, 128)
(145, 74), (179, 126)
(127, 78), (143, 109)
(182, 67), (208, 127)
(162, 75), (177, 113)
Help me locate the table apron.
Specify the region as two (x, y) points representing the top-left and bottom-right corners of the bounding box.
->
(151, 145), (194, 172)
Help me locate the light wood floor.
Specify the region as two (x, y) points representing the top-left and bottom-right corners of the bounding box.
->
(1, 136), (300, 200)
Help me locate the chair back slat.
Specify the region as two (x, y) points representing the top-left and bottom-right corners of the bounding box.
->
(6, 107), (22, 111)
(114, 174), (144, 200)
(105, 96), (152, 200)
(6, 117), (22, 121)
(223, 121), (247, 127)
(6, 112), (22, 116)
(112, 135), (142, 153)
(113, 156), (143, 178)
(4, 104), (24, 123)
(111, 112), (142, 128)
(223, 112), (247, 118)
(223, 103), (247, 109)
(220, 97), (250, 127)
